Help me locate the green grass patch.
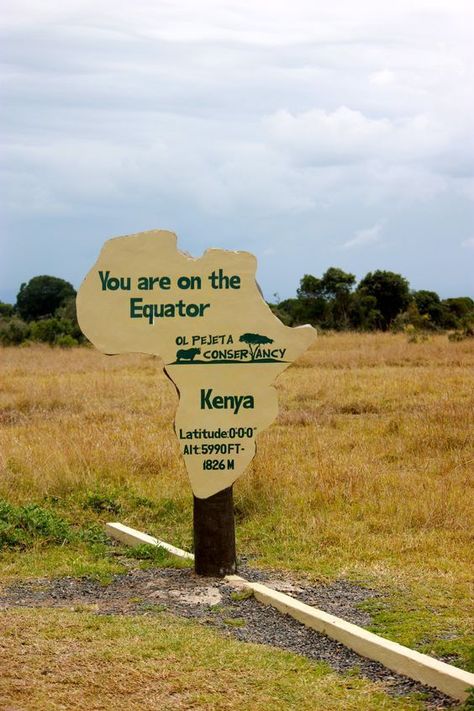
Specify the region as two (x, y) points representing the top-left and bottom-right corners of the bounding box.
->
(82, 491), (122, 515)
(0, 497), (125, 582)
(358, 595), (474, 673)
(44, 486), (194, 553)
(123, 543), (191, 569)
(230, 588), (254, 602)
(0, 499), (73, 548)
(0, 606), (432, 711)
(223, 617), (247, 627)
(0, 491), (193, 581)
(461, 688), (474, 710)
(0, 543), (126, 584)
(139, 602), (167, 613)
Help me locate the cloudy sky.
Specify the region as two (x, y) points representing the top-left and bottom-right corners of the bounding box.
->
(1, 0), (473, 304)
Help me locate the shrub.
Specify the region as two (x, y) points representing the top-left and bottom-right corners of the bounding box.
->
(30, 318), (78, 345)
(448, 315), (474, 342)
(0, 317), (30, 345)
(55, 334), (79, 348)
(30, 318), (63, 344)
(391, 303), (435, 335)
(0, 500), (73, 549)
(0, 301), (15, 317)
(83, 492), (122, 515)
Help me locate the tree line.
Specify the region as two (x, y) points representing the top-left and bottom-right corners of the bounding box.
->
(1, 269), (473, 346)
(271, 268), (473, 338)
(0, 276), (83, 346)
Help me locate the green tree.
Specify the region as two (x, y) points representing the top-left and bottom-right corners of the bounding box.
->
(319, 267), (356, 299)
(273, 298), (326, 327)
(413, 290), (443, 327)
(321, 267), (356, 329)
(297, 268), (355, 300)
(297, 274), (323, 300)
(442, 297), (474, 319)
(349, 293), (381, 331)
(55, 295), (83, 341)
(357, 270), (410, 330)
(16, 276), (76, 322)
(439, 297), (474, 330)
(296, 268), (356, 329)
(239, 333), (273, 361)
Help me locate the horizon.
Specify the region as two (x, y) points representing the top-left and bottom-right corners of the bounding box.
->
(1, 246), (472, 307)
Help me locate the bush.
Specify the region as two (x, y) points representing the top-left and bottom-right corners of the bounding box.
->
(448, 315), (474, 342)
(0, 314), (82, 347)
(55, 296), (83, 341)
(55, 334), (79, 348)
(404, 324), (429, 344)
(413, 290), (444, 327)
(83, 492), (122, 515)
(0, 500), (73, 549)
(0, 316), (30, 345)
(30, 318), (63, 344)
(30, 318), (79, 345)
(0, 301), (15, 317)
(391, 303), (435, 335)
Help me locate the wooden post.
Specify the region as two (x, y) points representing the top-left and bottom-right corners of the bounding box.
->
(193, 486), (236, 577)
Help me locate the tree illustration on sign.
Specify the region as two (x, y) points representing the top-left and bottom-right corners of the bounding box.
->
(239, 333), (274, 361)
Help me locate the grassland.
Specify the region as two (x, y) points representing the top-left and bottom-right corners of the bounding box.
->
(2, 607), (433, 711)
(0, 334), (473, 708)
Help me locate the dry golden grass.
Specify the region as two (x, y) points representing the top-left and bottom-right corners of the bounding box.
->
(0, 334), (473, 667)
(1, 335), (473, 577)
(241, 333), (474, 578)
(0, 347), (183, 501)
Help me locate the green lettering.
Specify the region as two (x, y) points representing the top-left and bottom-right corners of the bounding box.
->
(130, 297), (143, 318)
(201, 388), (213, 409)
(99, 270), (110, 291)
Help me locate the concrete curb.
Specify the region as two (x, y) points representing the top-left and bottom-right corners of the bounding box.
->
(105, 522), (194, 560)
(225, 575), (473, 702)
(106, 522), (474, 701)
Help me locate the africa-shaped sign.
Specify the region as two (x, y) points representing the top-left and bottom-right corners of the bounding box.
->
(77, 230), (317, 498)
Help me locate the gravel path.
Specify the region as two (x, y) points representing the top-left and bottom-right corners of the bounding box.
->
(0, 566), (458, 710)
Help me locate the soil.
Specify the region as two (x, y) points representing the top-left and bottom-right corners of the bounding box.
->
(0, 561), (460, 710)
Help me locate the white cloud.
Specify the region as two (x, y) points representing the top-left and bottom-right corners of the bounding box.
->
(340, 222), (384, 250)
(264, 106), (463, 168)
(369, 69), (396, 86)
(461, 237), (474, 249)
(265, 107), (391, 165)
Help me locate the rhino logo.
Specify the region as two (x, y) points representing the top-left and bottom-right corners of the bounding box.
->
(176, 347), (201, 362)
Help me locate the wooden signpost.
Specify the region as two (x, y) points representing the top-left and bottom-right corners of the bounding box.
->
(77, 229), (316, 576)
